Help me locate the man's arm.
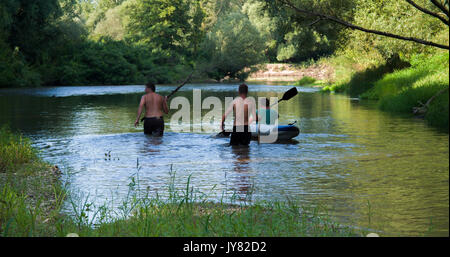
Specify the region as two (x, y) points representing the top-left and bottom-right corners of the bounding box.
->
(135, 96), (145, 127)
(162, 96), (169, 114)
(221, 101), (234, 131)
(249, 101), (257, 124)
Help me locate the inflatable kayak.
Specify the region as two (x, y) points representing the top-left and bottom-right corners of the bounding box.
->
(249, 124), (300, 141)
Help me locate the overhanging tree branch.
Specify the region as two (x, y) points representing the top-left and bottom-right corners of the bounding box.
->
(308, 18), (322, 26)
(430, 0), (450, 18)
(406, 0), (449, 25)
(279, 0), (449, 50)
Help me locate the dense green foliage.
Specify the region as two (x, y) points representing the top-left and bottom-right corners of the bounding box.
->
(199, 12), (265, 81)
(323, 55), (411, 97)
(375, 53), (449, 130)
(296, 0), (449, 130)
(1, 0), (448, 87)
(323, 53), (449, 130)
(261, 0), (355, 62)
(0, 0), (202, 87)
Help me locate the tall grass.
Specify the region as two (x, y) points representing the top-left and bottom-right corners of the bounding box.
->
(1, 170), (358, 237)
(373, 53), (449, 130)
(58, 170), (357, 237)
(364, 53), (449, 100)
(322, 54), (410, 96)
(321, 52), (449, 130)
(0, 126), (37, 173)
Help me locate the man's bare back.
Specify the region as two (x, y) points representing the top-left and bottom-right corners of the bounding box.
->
(221, 84), (255, 146)
(142, 92), (168, 118)
(135, 83), (169, 136)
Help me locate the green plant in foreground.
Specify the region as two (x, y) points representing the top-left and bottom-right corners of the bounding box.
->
(0, 126), (37, 173)
(56, 167), (358, 237)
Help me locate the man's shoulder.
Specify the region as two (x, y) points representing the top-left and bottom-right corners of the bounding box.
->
(145, 93), (163, 99)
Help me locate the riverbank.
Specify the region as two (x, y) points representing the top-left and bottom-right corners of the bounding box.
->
(0, 127), (358, 237)
(319, 52), (449, 131)
(247, 63), (334, 83)
(0, 126), (65, 236)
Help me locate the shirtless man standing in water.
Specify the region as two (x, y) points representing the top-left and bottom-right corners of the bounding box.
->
(221, 84), (257, 146)
(134, 82), (169, 136)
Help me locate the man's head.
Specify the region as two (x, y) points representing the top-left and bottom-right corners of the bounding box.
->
(146, 82), (156, 93)
(238, 83), (248, 97)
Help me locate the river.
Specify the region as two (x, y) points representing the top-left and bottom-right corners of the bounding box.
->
(0, 83), (448, 236)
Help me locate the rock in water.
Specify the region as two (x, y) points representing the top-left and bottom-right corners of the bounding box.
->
(66, 233), (79, 237)
(366, 233), (380, 237)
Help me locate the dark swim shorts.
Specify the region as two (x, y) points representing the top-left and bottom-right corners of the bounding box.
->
(230, 125), (251, 146)
(143, 117), (164, 136)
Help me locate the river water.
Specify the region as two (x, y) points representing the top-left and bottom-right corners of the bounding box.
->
(0, 84), (448, 236)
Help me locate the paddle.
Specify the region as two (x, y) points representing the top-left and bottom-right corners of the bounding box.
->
(217, 87), (299, 138)
(166, 71), (195, 99)
(140, 71), (194, 122)
(271, 87), (298, 107)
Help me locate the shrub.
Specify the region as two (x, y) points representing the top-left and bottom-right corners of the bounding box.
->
(295, 76), (317, 86)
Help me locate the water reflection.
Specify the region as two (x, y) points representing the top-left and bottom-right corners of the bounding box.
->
(230, 146), (253, 198)
(141, 135), (164, 154)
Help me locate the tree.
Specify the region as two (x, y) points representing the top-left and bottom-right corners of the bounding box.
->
(92, 1), (131, 41)
(3, 0), (63, 63)
(201, 0), (246, 30)
(242, 0), (278, 61)
(0, 0), (72, 87)
(126, 0), (194, 61)
(199, 12), (265, 81)
(84, 0), (126, 32)
(259, 0), (355, 62)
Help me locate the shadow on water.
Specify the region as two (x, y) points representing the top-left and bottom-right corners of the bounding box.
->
(141, 134), (164, 154)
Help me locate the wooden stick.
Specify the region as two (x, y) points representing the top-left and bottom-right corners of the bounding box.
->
(166, 71), (195, 99)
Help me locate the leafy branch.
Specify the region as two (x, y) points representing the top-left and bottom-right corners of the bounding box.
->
(278, 0), (449, 50)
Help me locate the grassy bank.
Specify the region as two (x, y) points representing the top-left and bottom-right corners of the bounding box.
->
(0, 127), (358, 237)
(0, 126), (66, 236)
(320, 53), (449, 131)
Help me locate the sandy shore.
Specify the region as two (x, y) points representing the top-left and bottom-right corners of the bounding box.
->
(248, 63), (334, 82)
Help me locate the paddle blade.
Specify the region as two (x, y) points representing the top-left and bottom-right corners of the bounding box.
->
(215, 131), (231, 138)
(282, 87), (298, 101)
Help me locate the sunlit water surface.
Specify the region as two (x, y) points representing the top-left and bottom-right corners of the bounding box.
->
(0, 84), (448, 236)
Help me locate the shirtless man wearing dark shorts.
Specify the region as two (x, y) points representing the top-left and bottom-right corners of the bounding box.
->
(134, 82), (169, 136)
(221, 84), (257, 146)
